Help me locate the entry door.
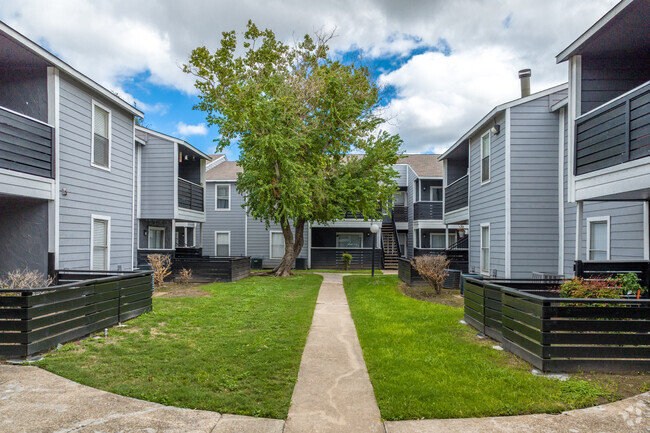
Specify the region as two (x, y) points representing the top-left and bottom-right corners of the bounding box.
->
(398, 233), (407, 257)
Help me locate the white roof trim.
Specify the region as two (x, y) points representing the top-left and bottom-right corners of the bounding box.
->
(0, 22), (143, 117)
(135, 125), (210, 159)
(556, 0), (634, 63)
(206, 179), (237, 182)
(439, 83), (568, 160)
(206, 155), (227, 170)
(550, 97), (569, 112)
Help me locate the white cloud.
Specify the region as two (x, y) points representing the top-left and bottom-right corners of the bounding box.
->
(176, 122), (208, 136)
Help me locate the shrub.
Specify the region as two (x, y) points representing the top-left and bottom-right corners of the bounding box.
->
(178, 268), (193, 284)
(0, 268), (53, 290)
(613, 273), (647, 296)
(147, 254), (172, 288)
(341, 253), (353, 271)
(411, 254), (450, 295)
(559, 277), (621, 299)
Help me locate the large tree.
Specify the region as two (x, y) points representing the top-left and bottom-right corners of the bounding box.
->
(184, 22), (401, 276)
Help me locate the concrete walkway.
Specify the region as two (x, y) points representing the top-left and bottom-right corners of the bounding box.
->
(0, 365), (284, 433)
(284, 273), (384, 433)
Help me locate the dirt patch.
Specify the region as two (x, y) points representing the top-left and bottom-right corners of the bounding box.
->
(575, 371), (650, 402)
(399, 282), (464, 307)
(153, 283), (210, 298)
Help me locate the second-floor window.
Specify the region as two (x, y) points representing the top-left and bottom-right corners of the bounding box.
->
(216, 184), (230, 210)
(481, 132), (490, 183)
(428, 187), (442, 201)
(394, 191), (406, 206)
(92, 102), (111, 170)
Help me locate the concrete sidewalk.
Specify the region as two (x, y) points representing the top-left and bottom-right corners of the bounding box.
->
(284, 273), (384, 433)
(0, 365), (284, 433)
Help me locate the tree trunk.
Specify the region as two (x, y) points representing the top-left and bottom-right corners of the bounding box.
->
(271, 218), (306, 277)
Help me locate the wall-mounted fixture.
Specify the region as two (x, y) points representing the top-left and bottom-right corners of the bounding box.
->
(60, 188), (68, 196)
(179, 151), (182, 163)
(490, 124), (500, 135)
(143, 230), (148, 237)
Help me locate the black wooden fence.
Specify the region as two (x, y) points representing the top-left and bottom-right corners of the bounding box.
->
(397, 258), (462, 289)
(177, 178), (204, 212)
(171, 256), (250, 282)
(463, 277), (650, 372)
(575, 260), (650, 297)
(310, 248), (382, 270)
(0, 270), (153, 358)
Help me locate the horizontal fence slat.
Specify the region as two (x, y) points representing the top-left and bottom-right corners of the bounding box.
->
(545, 305), (650, 319)
(545, 318), (650, 333)
(502, 316), (543, 343)
(543, 332), (650, 346)
(502, 305), (544, 330)
(546, 345), (650, 359)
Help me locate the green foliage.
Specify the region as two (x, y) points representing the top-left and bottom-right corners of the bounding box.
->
(341, 253), (353, 270)
(559, 277), (621, 299)
(184, 21), (401, 269)
(613, 273), (646, 295)
(344, 275), (613, 420)
(36, 275), (322, 418)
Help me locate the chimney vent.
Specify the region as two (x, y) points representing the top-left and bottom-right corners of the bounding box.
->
(519, 69), (531, 98)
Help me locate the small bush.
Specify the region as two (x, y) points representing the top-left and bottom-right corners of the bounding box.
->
(411, 254), (450, 295)
(559, 277), (620, 299)
(178, 268), (193, 284)
(341, 253), (353, 271)
(147, 254), (172, 288)
(613, 273), (646, 296)
(0, 268), (53, 290)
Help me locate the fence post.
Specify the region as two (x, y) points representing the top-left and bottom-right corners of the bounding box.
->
(574, 260), (584, 278)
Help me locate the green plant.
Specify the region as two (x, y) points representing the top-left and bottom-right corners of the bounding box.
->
(341, 253), (353, 271)
(559, 277), (621, 299)
(411, 254), (450, 295)
(613, 273), (646, 296)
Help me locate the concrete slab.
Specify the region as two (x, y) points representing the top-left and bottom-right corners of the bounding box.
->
(284, 273), (384, 433)
(0, 365), (283, 433)
(384, 392), (650, 433)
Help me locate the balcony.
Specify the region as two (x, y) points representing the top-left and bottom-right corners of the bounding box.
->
(414, 201), (442, 220)
(0, 106), (54, 179)
(392, 205), (408, 222)
(178, 178), (204, 212)
(444, 174), (468, 213)
(575, 81), (650, 176)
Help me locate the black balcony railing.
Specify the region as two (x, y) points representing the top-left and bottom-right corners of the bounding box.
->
(444, 174), (468, 213)
(392, 205), (408, 222)
(575, 81), (650, 175)
(178, 178), (204, 212)
(0, 106), (55, 179)
(414, 201), (443, 220)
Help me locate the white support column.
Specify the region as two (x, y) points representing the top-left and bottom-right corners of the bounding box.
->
(644, 201), (649, 261)
(445, 227), (449, 249)
(575, 201), (583, 261)
(307, 225), (312, 269)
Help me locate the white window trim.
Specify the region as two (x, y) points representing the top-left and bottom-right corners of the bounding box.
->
(394, 190), (407, 206)
(214, 231), (231, 257)
(586, 216), (610, 261)
(336, 232), (364, 249)
(148, 227), (166, 250)
(427, 186), (443, 202)
(480, 131), (491, 185)
(429, 233), (446, 249)
(90, 214), (111, 271)
(215, 183), (231, 211)
(175, 225), (196, 248)
(480, 223), (490, 276)
(270, 231), (285, 259)
(90, 100), (112, 171)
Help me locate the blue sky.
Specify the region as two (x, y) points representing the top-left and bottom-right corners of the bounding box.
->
(2, 0), (618, 158)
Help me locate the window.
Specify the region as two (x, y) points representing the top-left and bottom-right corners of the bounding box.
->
(270, 232), (285, 258)
(588, 217), (610, 260)
(448, 232), (457, 247)
(394, 191), (406, 206)
(92, 102), (111, 169)
(148, 227), (165, 249)
(430, 233), (446, 249)
(429, 187), (442, 201)
(337, 232), (363, 249)
(91, 216), (110, 270)
(215, 184), (230, 210)
(480, 224), (490, 275)
(215, 232), (230, 256)
(175, 225), (195, 247)
(398, 233), (407, 257)
(481, 132), (490, 183)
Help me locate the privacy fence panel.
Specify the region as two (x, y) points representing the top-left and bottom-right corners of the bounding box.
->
(0, 270), (153, 358)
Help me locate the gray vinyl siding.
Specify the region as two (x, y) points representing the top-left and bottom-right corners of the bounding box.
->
(406, 165), (417, 258)
(469, 113), (506, 277)
(246, 217), (308, 268)
(510, 95), (563, 278)
(0, 196), (49, 275)
(563, 108), (576, 276)
(57, 73), (134, 270)
(394, 164), (408, 187)
(203, 182), (246, 256)
(140, 136), (174, 219)
(133, 144), (140, 268)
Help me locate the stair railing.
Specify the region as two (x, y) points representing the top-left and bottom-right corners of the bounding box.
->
(391, 212), (402, 257)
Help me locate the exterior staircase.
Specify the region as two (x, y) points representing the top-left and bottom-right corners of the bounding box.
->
(381, 222), (400, 270)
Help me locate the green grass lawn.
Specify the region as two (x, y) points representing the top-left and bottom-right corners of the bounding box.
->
(36, 274), (322, 419)
(344, 275), (613, 420)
